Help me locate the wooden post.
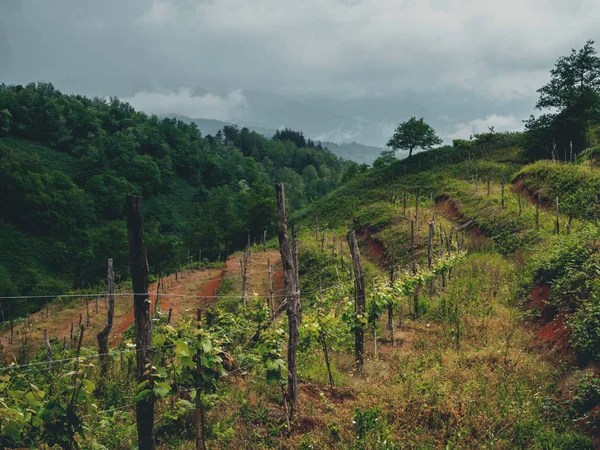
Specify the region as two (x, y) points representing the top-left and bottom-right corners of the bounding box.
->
(86, 298), (90, 326)
(555, 197), (560, 234)
(321, 231), (325, 250)
(167, 308), (172, 325)
(347, 231), (365, 369)
(428, 221), (434, 270)
(125, 194), (155, 450)
(241, 245), (249, 307)
(95, 292), (99, 314)
(410, 221), (416, 275)
(501, 176), (506, 208)
(415, 189), (420, 228)
(44, 329), (52, 370)
(292, 224), (300, 307)
(388, 245), (395, 332)
(268, 258), (274, 322)
(263, 230), (267, 252)
(195, 308), (206, 450)
(97, 258), (115, 375)
(79, 313), (82, 328)
(276, 182), (300, 416)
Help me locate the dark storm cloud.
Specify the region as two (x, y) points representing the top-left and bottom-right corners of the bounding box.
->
(1, 0), (599, 143)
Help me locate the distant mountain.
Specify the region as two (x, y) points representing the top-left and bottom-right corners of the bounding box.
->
(171, 114), (384, 164)
(320, 141), (383, 164)
(168, 115), (276, 138)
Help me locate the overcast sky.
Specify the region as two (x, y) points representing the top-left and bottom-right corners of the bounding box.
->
(1, 0), (599, 145)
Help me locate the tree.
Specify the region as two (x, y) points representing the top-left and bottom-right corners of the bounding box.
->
(0, 108), (11, 136)
(372, 149), (397, 168)
(387, 117), (442, 157)
(525, 40), (600, 159)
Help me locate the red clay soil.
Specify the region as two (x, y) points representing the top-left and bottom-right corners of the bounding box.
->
(532, 314), (572, 353)
(435, 196), (463, 220)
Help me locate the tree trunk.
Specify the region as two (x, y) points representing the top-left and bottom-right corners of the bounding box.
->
(126, 194), (155, 450)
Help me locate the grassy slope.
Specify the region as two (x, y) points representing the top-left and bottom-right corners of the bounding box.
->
(6, 143), (599, 449)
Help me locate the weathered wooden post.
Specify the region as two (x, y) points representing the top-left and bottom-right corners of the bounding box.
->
(240, 245), (249, 307)
(125, 194), (155, 450)
(97, 258), (115, 375)
(44, 329), (52, 369)
(388, 245), (395, 332)
(347, 231), (365, 369)
(276, 182), (300, 416)
(86, 298), (90, 326)
(567, 215), (573, 234)
(268, 258), (275, 322)
(410, 221), (416, 275)
(415, 189), (420, 228)
(195, 308), (206, 450)
(263, 230), (267, 252)
(428, 221), (434, 270)
(167, 308), (172, 325)
(555, 197), (560, 234)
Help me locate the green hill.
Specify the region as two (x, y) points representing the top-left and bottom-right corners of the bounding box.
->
(0, 82), (349, 316)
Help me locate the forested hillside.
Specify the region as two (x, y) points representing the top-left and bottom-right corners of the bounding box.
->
(0, 83), (351, 314)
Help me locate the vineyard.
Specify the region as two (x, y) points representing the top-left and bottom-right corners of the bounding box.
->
(3, 136), (600, 449)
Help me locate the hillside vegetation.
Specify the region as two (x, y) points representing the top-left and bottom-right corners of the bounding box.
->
(0, 83), (352, 316)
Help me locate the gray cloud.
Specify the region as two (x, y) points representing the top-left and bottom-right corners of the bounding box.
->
(1, 0), (598, 145)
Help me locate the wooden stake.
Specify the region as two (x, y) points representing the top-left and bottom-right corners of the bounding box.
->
(428, 221), (434, 270)
(125, 194), (155, 450)
(535, 201), (540, 230)
(276, 182), (300, 416)
(97, 258), (115, 377)
(347, 231), (365, 369)
(555, 197), (560, 234)
(44, 329), (52, 369)
(195, 308), (206, 450)
(268, 258), (274, 322)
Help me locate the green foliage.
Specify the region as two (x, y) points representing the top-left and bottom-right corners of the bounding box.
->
(0, 82), (346, 312)
(352, 406), (395, 450)
(525, 40), (600, 160)
(387, 117), (442, 157)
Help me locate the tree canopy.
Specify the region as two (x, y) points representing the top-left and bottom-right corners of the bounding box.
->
(525, 40), (600, 159)
(386, 117), (442, 157)
(0, 82), (349, 315)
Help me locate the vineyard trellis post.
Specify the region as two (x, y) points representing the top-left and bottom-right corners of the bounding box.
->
(276, 182), (300, 416)
(347, 230), (365, 369)
(268, 257), (275, 322)
(97, 258), (115, 381)
(388, 244), (395, 345)
(555, 197), (560, 234)
(195, 307), (206, 450)
(44, 329), (52, 370)
(388, 245), (395, 332)
(125, 194), (155, 450)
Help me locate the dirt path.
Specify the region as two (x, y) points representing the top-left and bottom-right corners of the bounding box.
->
(2, 250), (283, 361)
